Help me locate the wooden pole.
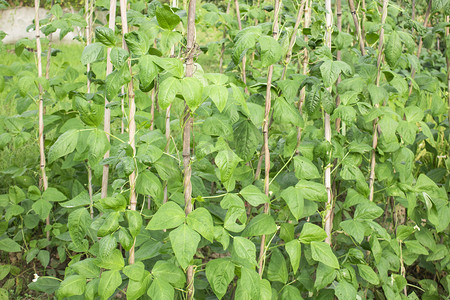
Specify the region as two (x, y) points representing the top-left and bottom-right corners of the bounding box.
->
(234, 0), (248, 94)
(348, 0), (366, 55)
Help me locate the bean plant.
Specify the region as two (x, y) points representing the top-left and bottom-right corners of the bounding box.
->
(0, 0), (449, 299)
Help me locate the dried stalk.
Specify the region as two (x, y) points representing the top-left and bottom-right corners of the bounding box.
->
(446, 16), (450, 132)
(348, 0), (366, 55)
(234, 0), (248, 94)
(35, 0), (50, 241)
(119, 0), (137, 264)
(101, 0), (116, 199)
(323, 0), (334, 246)
(408, 0), (432, 96)
(219, 0), (231, 73)
(368, 0), (389, 202)
(335, 0), (342, 132)
(258, 0), (281, 277)
(184, 0), (197, 296)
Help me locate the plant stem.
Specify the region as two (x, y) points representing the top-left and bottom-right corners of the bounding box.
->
(184, 0), (197, 297)
(35, 0), (50, 241)
(258, 0), (281, 277)
(348, 0), (366, 56)
(368, 0), (388, 202)
(323, 0), (334, 246)
(101, 0), (116, 199)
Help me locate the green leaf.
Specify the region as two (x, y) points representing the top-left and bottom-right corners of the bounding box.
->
(320, 59), (349, 87)
(124, 31), (150, 56)
(404, 240), (429, 255)
(138, 55), (158, 88)
(239, 267), (260, 299)
(127, 275), (151, 300)
(123, 262), (145, 281)
(202, 115), (232, 137)
(357, 264), (379, 285)
(207, 85), (228, 112)
(310, 241), (339, 269)
(285, 239), (301, 274)
(95, 27), (116, 47)
(97, 212), (120, 237)
(299, 223), (327, 243)
(280, 285), (302, 300)
(136, 170), (162, 199)
(240, 185), (269, 206)
(273, 97), (303, 127)
(233, 120), (261, 162)
(181, 77), (204, 111)
(48, 129), (79, 163)
(71, 258), (100, 278)
(294, 156), (320, 180)
(152, 261), (186, 287)
(57, 275), (86, 298)
(232, 236), (257, 266)
(100, 194), (127, 211)
(267, 248), (288, 284)
(155, 6), (181, 30)
(42, 187), (67, 202)
(32, 199), (52, 220)
(281, 187), (304, 220)
(88, 129), (110, 165)
(187, 207), (215, 242)
(314, 262), (336, 290)
(28, 277), (60, 294)
(385, 31), (402, 67)
(0, 265), (10, 281)
(0, 237), (21, 252)
(259, 35), (283, 67)
(296, 180), (327, 202)
(99, 235), (117, 259)
(147, 201), (185, 230)
(148, 278), (174, 300)
(335, 281), (357, 299)
(81, 43), (104, 65)
(339, 219), (365, 243)
(206, 258), (235, 299)
(158, 77), (181, 110)
(68, 208), (91, 247)
(126, 210), (143, 238)
(110, 47), (129, 68)
(169, 224), (201, 269)
(153, 57), (184, 78)
(354, 202), (383, 220)
(242, 214), (277, 237)
(98, 270), (122, 300)
(215, 148), (242, 183)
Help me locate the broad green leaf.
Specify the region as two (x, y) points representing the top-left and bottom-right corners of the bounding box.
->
(57, 275), (86, 299)
(280, 285), (302, 300)
(169, 224), (201, 269)
(28, 277), (60, 294)
(354, 202), (383, 220)
(285, 239), (301, 274)
(119, 230), (133, 251)
(357, 264), (379, 285)
(215, 148), (242, 183)
(310, 241), (339, 269)
(153, 57), (184, 78)
(294, 156), (320, 180)
(202, 115), (232, 137)
(206, 258), (235, 299)
(96, 249), (124, 270)
(281, 186), (304, 220)
(240, 185), (268, 206)
(98, 235), (116, 259)
(98, 270), (122, 300)
(95, 27), (115, 47)
(233, 120), (261, 162)
(147, 201), (185, 230)
(314, 262), (336, 290)
(273, 97), (303, 127)
(335, 281), (357, 299)
(240, 267), (260, 299)
(385, 31), (402, 67)
(181, 77), (204, 111)
(207, 85), (228, 112)
(242, 214), (277, 237)
(68, 208), (91, 247)
(0, 237), (21, 252)
(42, 187), (67, 202)
(127, 274), (151, 300)
(404, 240), (429, 255)
(48, 129), (79, 163)
(299, 223), (327, 243)
(148, 278), (174, 300)
(136, 170), (162, 199)
(81, 43), (104, 65)
(97, 212), (120, 237)
(138, 55), (158, 88)
(232, 236), (257, 266)
(320, 59), (350, 87)
(100, 194), (127, 211)
(259, 35), (283, 67)
(267, 248), (288, 283)
(152, 261), (186, 287)
(187, 207), (215, 242)
(124, 31), (150, 56)
(123, 262), (145, 281)
(155, 6), (181, 30)
(88, 129), (110, 165)
(71, 258), (100, 278)
(126, 210), (143, 238)
(340, 219), (365, 243)
(296, 180), (327, 202)
(32, 199), (52, 220)
(110, 47), (129, 68)
(158, 77), (181, 110)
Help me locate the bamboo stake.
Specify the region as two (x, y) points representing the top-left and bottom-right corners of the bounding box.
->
(258, 0), (281, 277)
(234, 0), (248, 94)
(446, 16), (450, 130)
(119, 0), (137, 264)
(335, 0), (342, 132)
(35, 0), (50, 241)
(85, 0), (91, 91)
(348, 0), (366, 56)
(219, 1), (231, 73)
(184, 0), (197, 297)
(323, 0), (334, 246)
(368, 0), (389, 202)
(408, 0), (432, 96)
(101, 0), (116, 199)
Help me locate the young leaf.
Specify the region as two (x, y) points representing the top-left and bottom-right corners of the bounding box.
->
(241, 214), (277, 237)
(48, 129), (79, 163)
(68, 208), (91, 247)
(126, 210), (142, 238)
(285, 239), (301, 274)
(232, 236), (257, 266)
(294, 157), (320, 180)
(158, 77), (181, 110)
(169, 224), (201, 269)
(205, 259), (235, 299)
(95, 27), (116, 47)
(124, 31), (150, 56)
(152, 261), (186, 287)
(240, 185), (269, 206)
(281, 186), (304, 220)
(299, 223), (327, 243)
(267, 248), (288, 284)
(147, 201), (185, 230)
(138, 55), (158, 88)
(357, 264), (379, 285)
(81, 43), (104, 65)
(187, 207), (215, 242)
(181, 77), (204, 111)
(155, 6), (181, 30)
(148, 278), (174, 300)
(57, 275), (86, 299)
(259, 35), (283, 67)
(385, 31), (402, 68)
(207, 85), (228, 112)
(98, 270), (122, 300)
